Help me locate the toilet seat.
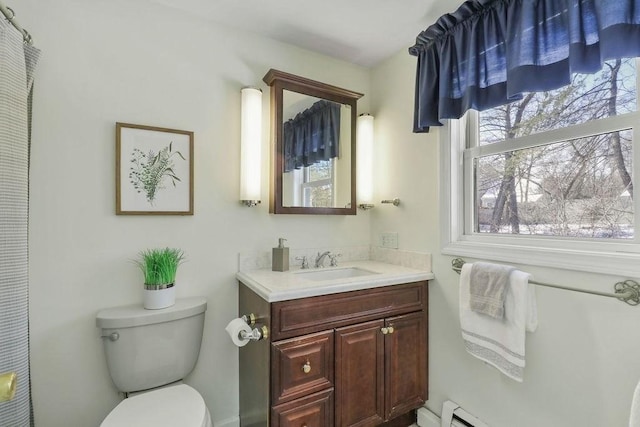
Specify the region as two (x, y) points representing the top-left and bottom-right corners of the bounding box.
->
(101, 384), (211, 427)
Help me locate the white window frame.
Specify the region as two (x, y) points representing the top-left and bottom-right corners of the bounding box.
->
(440, 67), (640, 277)
(300, 158), (336, 207)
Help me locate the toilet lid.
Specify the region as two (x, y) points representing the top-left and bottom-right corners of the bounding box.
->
(101, 385), (209, 427)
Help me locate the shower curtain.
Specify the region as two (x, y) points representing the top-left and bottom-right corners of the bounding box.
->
(0, 15), (40, 426)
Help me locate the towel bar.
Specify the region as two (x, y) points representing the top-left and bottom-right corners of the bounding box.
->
(451, 258), (640, 306)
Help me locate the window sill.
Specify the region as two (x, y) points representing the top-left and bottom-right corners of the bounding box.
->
(442, 238), (640, 278)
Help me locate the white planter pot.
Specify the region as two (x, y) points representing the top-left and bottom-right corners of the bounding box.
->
(143, 284), (175, 310)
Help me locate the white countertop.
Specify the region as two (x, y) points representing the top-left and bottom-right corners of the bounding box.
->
(236, 260), (434, 302)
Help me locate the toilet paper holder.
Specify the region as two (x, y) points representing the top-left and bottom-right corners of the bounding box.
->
(240, 324), (269, 341)
(226, 314), (269, 345)
(241, 313), (256, 326)
(240, 312), (268, 341)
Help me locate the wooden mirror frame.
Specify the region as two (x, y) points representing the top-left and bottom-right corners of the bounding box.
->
(263, 69), (363, 215)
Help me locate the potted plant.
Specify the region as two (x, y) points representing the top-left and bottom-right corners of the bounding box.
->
(135, 247), (185, 309)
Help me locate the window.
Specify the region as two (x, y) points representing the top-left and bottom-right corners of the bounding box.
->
(441, 59), (640, 276)
(301, 159), (335, 208)
(284, 159), (336, 208)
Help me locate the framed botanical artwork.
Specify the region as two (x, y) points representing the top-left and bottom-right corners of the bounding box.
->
(116, 122), (194, 215)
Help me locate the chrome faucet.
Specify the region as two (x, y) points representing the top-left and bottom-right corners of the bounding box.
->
(296, 256), (309, 269)
(314, 251), (331, 268)
(328, 253), (341, 267)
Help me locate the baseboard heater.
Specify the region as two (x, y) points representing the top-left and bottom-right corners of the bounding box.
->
(417, 400), (488, 427)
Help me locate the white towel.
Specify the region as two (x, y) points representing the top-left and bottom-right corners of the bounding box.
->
(470, 261), (515, 319)
(460, 263), (538, 382)
(630, 379), (640, 427)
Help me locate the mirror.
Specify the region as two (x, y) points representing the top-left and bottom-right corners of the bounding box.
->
(263, 69), (363, 215)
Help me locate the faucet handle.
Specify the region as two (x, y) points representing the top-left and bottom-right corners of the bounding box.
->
(296, 256), (309, 269)
(328, 253), (342, 267)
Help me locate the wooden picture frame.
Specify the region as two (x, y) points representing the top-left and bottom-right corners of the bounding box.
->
(116, 122), (194, 215)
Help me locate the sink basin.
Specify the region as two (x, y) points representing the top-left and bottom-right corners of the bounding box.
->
(295, 267), (378, 282)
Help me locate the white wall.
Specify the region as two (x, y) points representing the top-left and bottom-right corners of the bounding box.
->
(20, 1), (372, 425)
(371, 50), (640, 426)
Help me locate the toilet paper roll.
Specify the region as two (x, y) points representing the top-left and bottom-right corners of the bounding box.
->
(225, 318), (253, 347)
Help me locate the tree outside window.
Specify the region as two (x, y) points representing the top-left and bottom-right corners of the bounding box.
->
(472, 59), (637, 240)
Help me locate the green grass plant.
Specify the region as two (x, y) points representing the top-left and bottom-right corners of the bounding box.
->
(136, 247), (185, 286)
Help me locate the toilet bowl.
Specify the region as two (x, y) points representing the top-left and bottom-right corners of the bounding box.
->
(96, 297), (211, 427)
(101, 384), (211, 427)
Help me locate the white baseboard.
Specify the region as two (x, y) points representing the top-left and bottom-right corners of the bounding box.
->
(417, 406), (440, 427)
(213, 416), (240, 427)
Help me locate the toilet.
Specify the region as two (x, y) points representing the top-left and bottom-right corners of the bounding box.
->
(96, 296), (212, 427)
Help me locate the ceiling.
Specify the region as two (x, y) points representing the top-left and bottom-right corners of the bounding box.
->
(149, 0), (461, 67)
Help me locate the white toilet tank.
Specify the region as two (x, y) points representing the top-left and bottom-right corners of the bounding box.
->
(96, 297), (207, 393)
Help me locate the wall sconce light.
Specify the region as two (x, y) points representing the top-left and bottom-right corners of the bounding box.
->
(357, 113), (375, 210)
(240, 87), (262, 207)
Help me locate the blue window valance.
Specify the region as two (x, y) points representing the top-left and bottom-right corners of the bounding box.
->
(283, 100), (341, 172)
(408, 0), (640, 133)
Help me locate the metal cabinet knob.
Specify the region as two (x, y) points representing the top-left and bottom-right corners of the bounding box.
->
(387, 326), (395, 334)
(381, 327), (388, 334)
(302, 361), (311, 374)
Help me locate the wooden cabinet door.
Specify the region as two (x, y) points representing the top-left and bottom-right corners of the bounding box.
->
(335, 319), (385, 427)
(271, 389), (334, 427)
(384, 311), (427, 420)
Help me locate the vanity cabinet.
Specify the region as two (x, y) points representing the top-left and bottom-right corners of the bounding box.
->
(335, 311), (426, 426)
(238, 280), (428, 427)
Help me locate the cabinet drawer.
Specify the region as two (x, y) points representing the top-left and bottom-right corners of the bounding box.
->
(271, 389), (334, 427)
(271, 281), (427, 340)
(272, 330), (334, 405)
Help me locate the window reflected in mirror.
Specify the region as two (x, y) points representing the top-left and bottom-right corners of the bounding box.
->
(283, 159), (333, 207)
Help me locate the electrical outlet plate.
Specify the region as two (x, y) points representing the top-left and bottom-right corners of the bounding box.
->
(381, 232), (398, 249)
